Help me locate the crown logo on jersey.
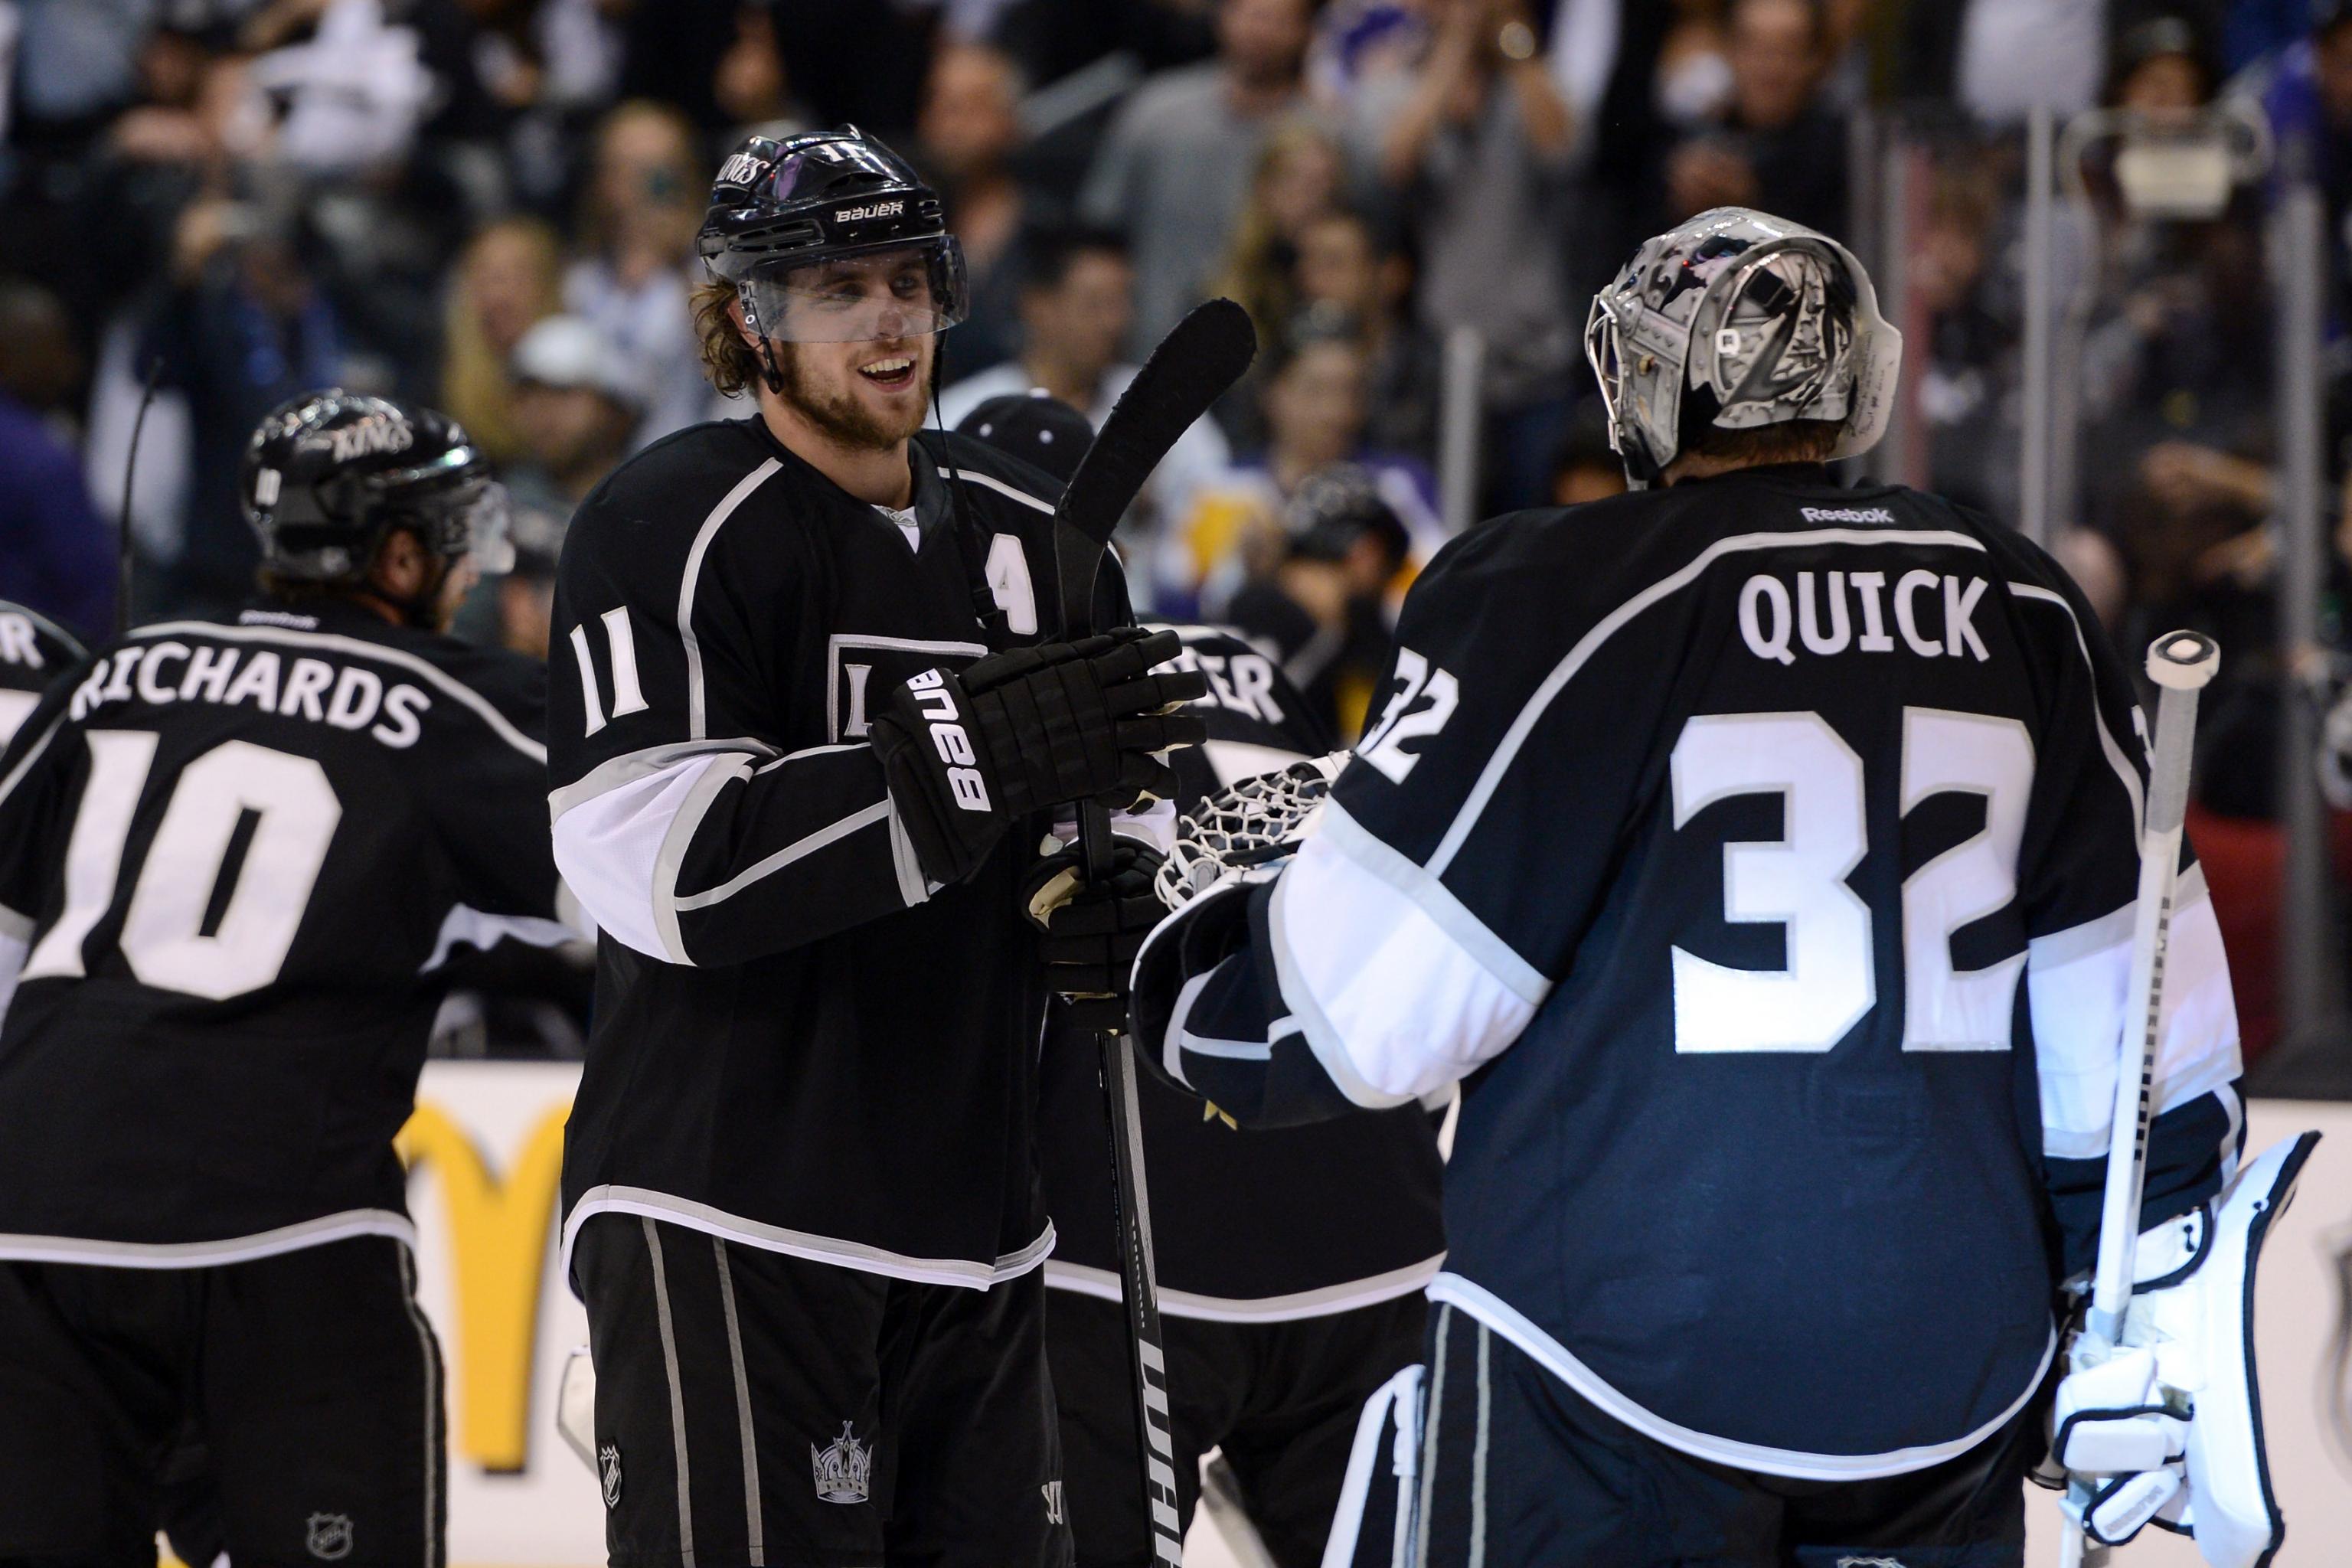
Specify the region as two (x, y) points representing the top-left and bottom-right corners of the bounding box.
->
(811, 1422), (872, 1504)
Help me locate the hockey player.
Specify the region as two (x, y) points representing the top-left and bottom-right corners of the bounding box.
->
(0, 390), (564, 1563)
(959, 399), (1446, 1566)
(0, 597), (85, 746)
(546, 129), (1205, 1567)
(1128, 209), (2282, 1566)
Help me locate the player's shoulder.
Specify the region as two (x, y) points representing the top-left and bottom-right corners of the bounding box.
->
(0, 599), (89, 688)
(562, 419), (784, 567)
(919, 430), (1062, 522)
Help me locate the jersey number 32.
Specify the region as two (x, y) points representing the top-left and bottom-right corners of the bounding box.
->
(1671, 708), (2033, 1056)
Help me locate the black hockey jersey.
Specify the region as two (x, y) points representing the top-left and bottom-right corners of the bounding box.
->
(0, 599), (85, 746)
(0, 599), (564, 1261)
(1133, 466), (2244, 1475)
(548, 420), (1109, 1289)
(1040, 623), (1444, 1318)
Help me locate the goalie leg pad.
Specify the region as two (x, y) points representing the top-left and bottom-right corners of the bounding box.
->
(2117, 1132), (2321, 1568)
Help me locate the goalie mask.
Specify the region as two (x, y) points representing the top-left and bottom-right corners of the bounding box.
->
(1583, 207), (1901, 487)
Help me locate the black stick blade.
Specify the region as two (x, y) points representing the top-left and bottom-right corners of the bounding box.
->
(1055, 298), (1256, 635)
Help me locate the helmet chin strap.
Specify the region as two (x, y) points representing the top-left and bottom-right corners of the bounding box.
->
(737, 287), (788, 396)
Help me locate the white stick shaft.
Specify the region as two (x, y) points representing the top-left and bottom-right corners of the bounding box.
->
(2085, 665), (2206, 1341)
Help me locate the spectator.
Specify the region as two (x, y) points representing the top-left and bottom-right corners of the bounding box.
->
(139, 193), (350, 616)
(440, 217), (565, 467)
(2259, 2), (2352, 315)
(1226, 464), (1412, 739)
(1172, 326), (1439, 615)
(1900, 0), (2110, 126)
(452, 313), (639, 649)
(935, 227), (1230, 578)
(1212, 116), (1349, 350)
(505, 314), (643, 513)
(1352, 0), (1577, 508)
(1912, 172), (2014, 518)
(2105, 13), (2217, 116)
(1080, 0), (1318, 351)
(563, 100), (710, 445)
(918, 42), (1032, 373)
(0, 279), (112, 639)
(1658, 0), (1847, 239)
(1291, 206), (1439, 457)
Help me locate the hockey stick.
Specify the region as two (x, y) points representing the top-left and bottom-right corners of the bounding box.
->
(1055, 297), (1256, 1566)
(2059, 629), (2220, 1568)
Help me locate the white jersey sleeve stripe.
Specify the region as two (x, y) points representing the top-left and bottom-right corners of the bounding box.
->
(2005, 583), (2146, 833)
(678, 457), (783, 741)
(1427, 528), (1988, 877)
(548, 737), (786, 820)
(2028, 864), (2240, 1158)
(939, 466), (1055, 515)
(1269, 800), (1548, 1106)
(553, 753), (726, 964)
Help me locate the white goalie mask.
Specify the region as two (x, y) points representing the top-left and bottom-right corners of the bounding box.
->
(1583, 207), (1902, 487)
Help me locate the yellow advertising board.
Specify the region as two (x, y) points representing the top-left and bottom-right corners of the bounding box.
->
(387, 1067), (2352, 1566)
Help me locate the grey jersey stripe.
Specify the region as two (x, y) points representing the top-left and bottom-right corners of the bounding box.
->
(679, 458), (783, 741)
(643, 1217), (698, 1568)
(713, 1237), (766, 1565)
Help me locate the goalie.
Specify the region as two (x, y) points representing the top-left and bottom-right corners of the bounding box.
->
(1122, 209), (2311, 1567)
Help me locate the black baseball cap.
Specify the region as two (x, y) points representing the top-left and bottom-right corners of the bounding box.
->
(955, 391), (1093, 487)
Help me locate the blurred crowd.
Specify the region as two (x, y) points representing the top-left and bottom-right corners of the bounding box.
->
(14, 1), (2352, 1047)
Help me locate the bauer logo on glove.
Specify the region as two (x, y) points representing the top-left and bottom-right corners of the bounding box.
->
(869, 627), (1208, 887)
(903, 669), (990, 812)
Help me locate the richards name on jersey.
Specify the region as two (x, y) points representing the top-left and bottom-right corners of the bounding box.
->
(66, 622), (436, 748)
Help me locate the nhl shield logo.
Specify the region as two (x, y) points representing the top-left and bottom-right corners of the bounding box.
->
(811, 1420), (873, 1504)
(304, 1513), (354, 1561)
(599, 1442), (623, 1509)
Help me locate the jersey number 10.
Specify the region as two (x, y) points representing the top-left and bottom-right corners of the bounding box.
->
(23, 732), (341, 1001)
(1671, 708), (2034, 1055)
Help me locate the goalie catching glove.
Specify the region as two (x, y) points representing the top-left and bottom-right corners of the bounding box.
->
(2051, 1132), (2320, 1567)
(871, 627), (1207, 887)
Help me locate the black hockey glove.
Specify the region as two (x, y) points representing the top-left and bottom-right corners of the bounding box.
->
(1024, 837), (1168, 1034)
(870, 628), (1207, 886)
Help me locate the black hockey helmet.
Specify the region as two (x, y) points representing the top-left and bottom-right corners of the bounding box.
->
(240, 390), (512, 583)
(1283, 464), (1410, 572)
(697, 126), (968, 344)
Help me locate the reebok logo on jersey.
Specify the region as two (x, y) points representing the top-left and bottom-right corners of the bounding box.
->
(906, 669), (990, 812)
(1737, 570), (1991, 665)
(1799, 506), (1896, 524)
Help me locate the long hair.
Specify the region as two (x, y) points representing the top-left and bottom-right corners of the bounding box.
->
(440, 218), (564, 466)
(1211, 117), (1344, 349)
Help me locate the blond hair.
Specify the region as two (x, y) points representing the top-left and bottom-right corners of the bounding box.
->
(440, 217), (564, 466)
(692, 276), (767, 397)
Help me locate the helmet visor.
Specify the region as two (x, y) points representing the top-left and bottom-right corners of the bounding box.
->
(387, 474), (513, 573)
(736, 239), (968, 344)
